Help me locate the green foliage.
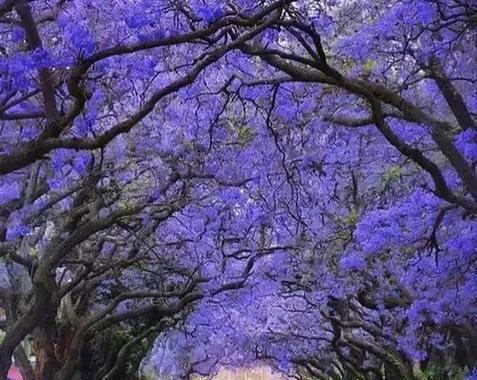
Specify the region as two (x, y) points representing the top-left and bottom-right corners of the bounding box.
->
(363, 58), (377, 74)
(140, 374), (157, 380)
(237, 125), (256, 146)
(344, 209), (359, 226)
(380, 165), (402, 190)
(119, 199), (137, 212)
(227, 117), (256, 146)
(422, 365), (466, 380)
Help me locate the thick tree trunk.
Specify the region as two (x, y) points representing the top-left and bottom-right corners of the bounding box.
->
(0, 351), (12, 380)
(54, 328), (84, 380)
(34, 332), (59, 380)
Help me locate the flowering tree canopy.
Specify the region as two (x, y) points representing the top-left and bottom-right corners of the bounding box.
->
(0, 1), (476, 380)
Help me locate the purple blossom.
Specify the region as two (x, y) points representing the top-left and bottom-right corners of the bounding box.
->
(10, 26), (25, 43)
(196, 5), (224, 23)
(340, 253), (367, 272)
(0, 182), (21, 206)
(6, 224), (30, 241)
(28, 48), (53, 69)
(59, 17), (96, 56)
(456, 129), (477, 161)
(73, 151), (92, 174)
(0, 1), (475, 378)
(466, 368), (477, 380)
(126, 10), (149, 29)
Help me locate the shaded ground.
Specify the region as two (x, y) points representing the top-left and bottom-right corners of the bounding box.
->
(206, 367), (285, 380)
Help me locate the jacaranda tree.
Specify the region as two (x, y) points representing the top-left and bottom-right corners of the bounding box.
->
(0, 1), (475, 380)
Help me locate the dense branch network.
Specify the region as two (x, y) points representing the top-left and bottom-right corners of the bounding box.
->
(0, 1), (476, 380)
